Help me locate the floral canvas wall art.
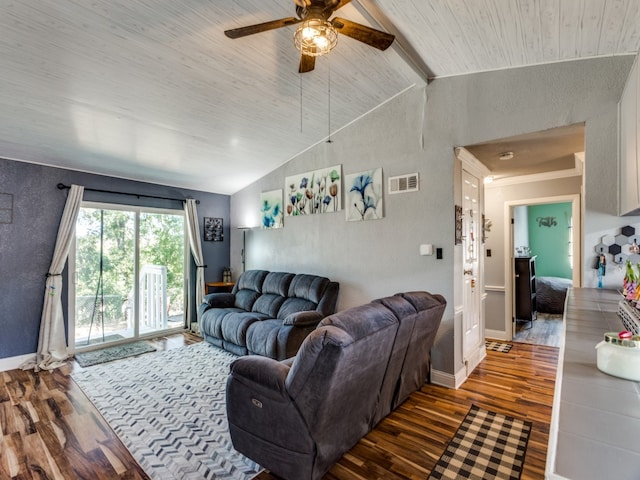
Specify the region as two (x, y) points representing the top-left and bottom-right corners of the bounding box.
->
(285, 165), (341, 216)
(345, 168), (383, 222)
(260, 189), (284, 229)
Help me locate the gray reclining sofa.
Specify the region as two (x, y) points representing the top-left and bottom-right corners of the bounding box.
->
(225, 290), (446, 480)
(197, 269), (339, 360)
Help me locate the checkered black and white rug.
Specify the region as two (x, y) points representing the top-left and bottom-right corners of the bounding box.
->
(428, 405), (531, 480)
(485, 340), (513, 353)
(72, 342), (262, 480)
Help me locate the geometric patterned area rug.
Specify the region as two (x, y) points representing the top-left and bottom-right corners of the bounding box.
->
(427, 405), (532, 480)
(74, 341), (156, 367)
(72, 342), (262, 479)
(485, 340), (513, 353)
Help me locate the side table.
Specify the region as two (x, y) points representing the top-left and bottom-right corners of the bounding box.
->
(205, 281), (235, 294)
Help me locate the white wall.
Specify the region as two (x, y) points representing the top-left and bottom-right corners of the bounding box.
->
(231, 55), (635, 380)
(513, 205), (529, 256)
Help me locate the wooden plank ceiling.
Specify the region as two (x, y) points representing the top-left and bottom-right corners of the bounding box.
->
(0, 0), (639, 194)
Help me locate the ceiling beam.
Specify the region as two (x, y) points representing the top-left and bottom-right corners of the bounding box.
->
(352, 0), (434, 85)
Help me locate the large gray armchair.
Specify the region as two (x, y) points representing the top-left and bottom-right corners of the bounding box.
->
(225, 291), (446, 480)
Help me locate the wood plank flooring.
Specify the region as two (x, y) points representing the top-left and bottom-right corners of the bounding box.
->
(514, 313), (564, 347)
(0, 334), (558, 480)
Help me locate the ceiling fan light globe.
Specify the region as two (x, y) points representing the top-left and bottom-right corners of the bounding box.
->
(294, 19), (338, 57)
(301, 26), (318, 40)
(314, 35), (329, 50)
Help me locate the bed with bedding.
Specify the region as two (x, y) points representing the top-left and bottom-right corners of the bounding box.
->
(536, 276), (572, 314)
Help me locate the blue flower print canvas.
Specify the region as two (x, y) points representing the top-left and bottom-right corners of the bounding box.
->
(260, 189), (284, 229)
(345, 168), (383, 221)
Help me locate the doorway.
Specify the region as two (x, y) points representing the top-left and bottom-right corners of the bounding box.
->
(462, 123), (584, 346)
(69, 202), (188, 352)
(506, 195), (580, 346)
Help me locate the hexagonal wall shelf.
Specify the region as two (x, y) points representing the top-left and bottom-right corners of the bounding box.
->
(615, 234), (629, 246)
(615, 253), (628, 264)
(595, 226), (640, 265)
(622, 225), (636, 237)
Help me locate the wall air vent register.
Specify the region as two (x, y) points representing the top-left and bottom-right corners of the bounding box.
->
(388, 173), (419, 194)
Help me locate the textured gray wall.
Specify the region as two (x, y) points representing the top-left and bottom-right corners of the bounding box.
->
(231, 55), (635, 377)
(0, 158), (229, 359)
(232, 87), (449, 304)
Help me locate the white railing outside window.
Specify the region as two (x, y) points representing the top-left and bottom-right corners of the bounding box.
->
(139, 265), (168, 331)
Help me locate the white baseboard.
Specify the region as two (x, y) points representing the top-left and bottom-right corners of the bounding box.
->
(431, 342), (488, 390)
(431, 365), (469, 389)
(430, 369), (455, 388)
(486, 329), (509, 341)
(0, 353), (35, 372)
(465, 346), (487, 376)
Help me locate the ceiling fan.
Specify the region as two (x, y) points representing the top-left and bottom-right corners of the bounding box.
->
(224, 0), (395, 73)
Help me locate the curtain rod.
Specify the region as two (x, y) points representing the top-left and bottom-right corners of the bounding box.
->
(57, 183), (199, 204)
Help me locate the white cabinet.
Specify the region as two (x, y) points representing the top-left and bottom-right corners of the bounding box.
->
(620, 55), (640, 216)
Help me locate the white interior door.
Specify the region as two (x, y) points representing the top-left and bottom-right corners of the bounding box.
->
(462, 170), (482, 359)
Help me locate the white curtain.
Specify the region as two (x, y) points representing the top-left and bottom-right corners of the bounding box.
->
(184, 199), (205, 333)
(24, 184), (84, 371)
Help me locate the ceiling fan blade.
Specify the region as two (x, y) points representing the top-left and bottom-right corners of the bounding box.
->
(333, 0), (352, 11)
(225, 17), (301, 39)
(299, 53), (316, 73)
(331, 17), (395, 50)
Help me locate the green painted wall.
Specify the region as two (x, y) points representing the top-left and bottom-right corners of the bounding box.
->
(527, 203), (573, 278)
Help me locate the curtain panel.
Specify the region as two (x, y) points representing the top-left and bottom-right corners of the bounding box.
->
(23, 184), (84, 371)
(184, 199), (205, 333)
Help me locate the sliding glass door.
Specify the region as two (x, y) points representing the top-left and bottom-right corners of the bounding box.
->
(70, 202), (187, 351)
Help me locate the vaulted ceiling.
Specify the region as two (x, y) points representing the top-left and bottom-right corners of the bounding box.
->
(1, 1), (639, 194)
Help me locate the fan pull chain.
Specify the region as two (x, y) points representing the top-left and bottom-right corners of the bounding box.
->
(327, 57), (332, 143)
(300, 74), (303, 133)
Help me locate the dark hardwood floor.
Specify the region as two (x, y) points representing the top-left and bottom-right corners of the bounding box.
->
(0, 334), (558, 479)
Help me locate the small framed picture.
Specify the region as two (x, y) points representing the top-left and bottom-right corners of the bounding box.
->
(455, 205), (463, 245)
(204, 217), (223, 242)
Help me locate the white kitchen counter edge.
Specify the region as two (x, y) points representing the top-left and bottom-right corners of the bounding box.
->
(545, 287), (571, 480)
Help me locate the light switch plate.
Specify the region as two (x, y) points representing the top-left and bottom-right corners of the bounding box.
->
(420, 244), (433, 256)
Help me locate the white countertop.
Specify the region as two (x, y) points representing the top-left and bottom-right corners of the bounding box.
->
(546, 288), (640, 479)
